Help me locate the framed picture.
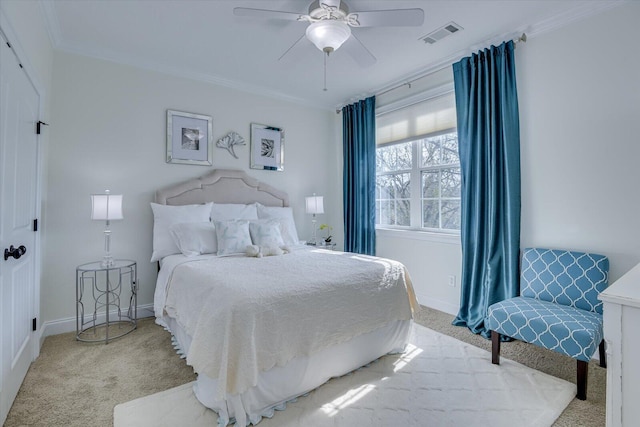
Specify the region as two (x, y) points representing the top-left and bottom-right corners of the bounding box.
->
(250, 123), (284, 171)
(166, 110), (213, 166)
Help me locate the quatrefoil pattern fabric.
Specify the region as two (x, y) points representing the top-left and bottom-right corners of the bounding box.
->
(487, 297), (603, 361)
(520, 248), (609, 314)
(487, 248), (609, 362)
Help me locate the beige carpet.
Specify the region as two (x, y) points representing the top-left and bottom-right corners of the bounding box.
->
(4, 306), (606, 426)
(114, 324), (575, 427)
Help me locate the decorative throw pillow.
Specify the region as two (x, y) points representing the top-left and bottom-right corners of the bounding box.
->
(150, 202), (213, 262)
(214, 220), (252, 256)
(255, 204), (300, 245)
(211, 203), (258, 221)
(249, 220), (285, 247)
(169, 222), (217, 257)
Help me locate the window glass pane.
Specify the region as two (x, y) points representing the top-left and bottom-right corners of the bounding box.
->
(440, 133), (459, 165)
(376, 175), (394, 199)
(420, 139), (440, 167)
(377, 173), (410, 199)
(378, 200), (392, 225)
(421, 171), (439, 198)
(396, 199), (411, 226)
(395, 173), (411, 199)
(376, 173), (410, 226)
(420, 132), (459, 167)
(376, 141), (412, 172)
(441, 167), (461, 197)
(441, 200), (461, 230)
(422, 200), (439, 228)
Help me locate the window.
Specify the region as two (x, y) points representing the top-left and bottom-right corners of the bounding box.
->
(375, 91), (460, 232)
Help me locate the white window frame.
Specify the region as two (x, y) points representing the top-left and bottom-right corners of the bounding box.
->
(375, 84), (460, 239)
(376, 128), (460, 235)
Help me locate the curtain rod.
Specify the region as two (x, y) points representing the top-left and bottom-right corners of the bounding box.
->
(336, 33), (527, 114)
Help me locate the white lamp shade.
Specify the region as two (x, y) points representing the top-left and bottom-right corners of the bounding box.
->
(305, 20), (351, 53)
(305, 195), (324, 215)
(91, 193), (123, 221)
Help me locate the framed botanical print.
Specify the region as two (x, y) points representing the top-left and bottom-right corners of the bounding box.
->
(166, 110), (213, 166)
(250, 123), (284, 171)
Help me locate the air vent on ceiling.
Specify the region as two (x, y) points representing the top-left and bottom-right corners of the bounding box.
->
(420, 22), (463, 45)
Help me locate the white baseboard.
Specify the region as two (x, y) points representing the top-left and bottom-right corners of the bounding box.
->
(416, 293), (459, 316)
(39, 303), (155, 345)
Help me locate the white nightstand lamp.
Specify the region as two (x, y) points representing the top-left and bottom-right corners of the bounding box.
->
(91, 190), (123, 268)
(305, 194), (324, 246)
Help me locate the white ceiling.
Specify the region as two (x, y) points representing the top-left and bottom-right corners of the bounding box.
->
(41, 0), (621, 110)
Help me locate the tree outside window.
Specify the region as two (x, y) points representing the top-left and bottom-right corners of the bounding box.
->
(376, 130), (460, 232)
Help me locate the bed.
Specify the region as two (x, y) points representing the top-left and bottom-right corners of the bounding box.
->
(152, 169), (417, 426)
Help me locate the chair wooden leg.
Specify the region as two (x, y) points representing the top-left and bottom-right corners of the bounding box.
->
(577, 360), (588, 400)
(491, 330), (500, 365)
(599, 340), (607, 368)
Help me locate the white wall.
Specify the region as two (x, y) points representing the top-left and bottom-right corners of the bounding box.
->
(518, 2), (640, 282)
(43, 51), (338, 324)
(374, 2), (640, 315)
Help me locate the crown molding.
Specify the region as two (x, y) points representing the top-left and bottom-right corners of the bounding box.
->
(525, 0), (626, 38)
(342, 0), (627, 110)
(56, 39), (334, 110)
(36, 0), (627, 113)
(37, 1), (333, 111)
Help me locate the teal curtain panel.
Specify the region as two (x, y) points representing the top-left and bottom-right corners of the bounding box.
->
(451, 40), (521, 338)
(342, 96), (376, 255)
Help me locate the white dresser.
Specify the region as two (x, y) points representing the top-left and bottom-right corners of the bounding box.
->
(599, 262), (640, 427)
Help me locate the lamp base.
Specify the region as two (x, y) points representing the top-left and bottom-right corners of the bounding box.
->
(310, 217), (318, 246)
(101, 225), (115, 268)
(100, 255), (115, 268)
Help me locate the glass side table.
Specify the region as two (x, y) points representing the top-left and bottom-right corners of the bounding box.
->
(307, 242), (337, 250)
(76, 259), (137, 344)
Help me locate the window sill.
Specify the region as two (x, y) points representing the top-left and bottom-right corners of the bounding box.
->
(376, 227), (460, 245)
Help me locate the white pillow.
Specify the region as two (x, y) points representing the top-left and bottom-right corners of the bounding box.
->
(249, 220), (285, 247)
(169, 222), (217, 257)
(150, 202), (212, 262)
(255, 204), (300, 245)
(211, 203), (258, 221)
(214, 220), (252, 256)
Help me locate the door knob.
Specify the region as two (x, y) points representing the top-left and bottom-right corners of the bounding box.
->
(4, 245), (26, 261)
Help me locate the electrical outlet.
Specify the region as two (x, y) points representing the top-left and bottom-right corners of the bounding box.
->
(448, 275), (456, 287)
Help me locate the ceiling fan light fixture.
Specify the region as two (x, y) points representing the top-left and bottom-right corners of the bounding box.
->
(305, 20), (351, 53)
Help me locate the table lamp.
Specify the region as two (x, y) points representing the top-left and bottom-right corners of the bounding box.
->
(91, 190), (123, 267)
(305, 194), (324, 245)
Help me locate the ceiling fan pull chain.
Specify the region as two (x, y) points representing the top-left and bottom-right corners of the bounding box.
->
(323, 52), (328, 92)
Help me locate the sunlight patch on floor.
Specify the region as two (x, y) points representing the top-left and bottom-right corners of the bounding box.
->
(393, 343), (423, 372)
(320, 383), (377, 417)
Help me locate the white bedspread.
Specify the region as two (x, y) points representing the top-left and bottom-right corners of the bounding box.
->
(156, 247), (417, 400)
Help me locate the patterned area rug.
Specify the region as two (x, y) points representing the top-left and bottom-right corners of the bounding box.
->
(114, 325), (575, 427)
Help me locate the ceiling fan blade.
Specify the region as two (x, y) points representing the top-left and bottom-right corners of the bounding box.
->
(278, 34), (312, 63)
(349, 9), (424, 27)
(341, 35), (376, 68)
(233, 7), (304, 21)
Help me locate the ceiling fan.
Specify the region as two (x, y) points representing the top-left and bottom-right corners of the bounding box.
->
(233, 0), (425, 68)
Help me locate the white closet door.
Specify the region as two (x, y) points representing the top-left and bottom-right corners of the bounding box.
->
(0, 33), (40, 424)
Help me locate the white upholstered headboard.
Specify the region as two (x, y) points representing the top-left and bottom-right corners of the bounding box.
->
(155, 169), (289, 207)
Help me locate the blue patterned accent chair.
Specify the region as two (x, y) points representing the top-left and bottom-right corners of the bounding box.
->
(487, 248), (609, 400)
